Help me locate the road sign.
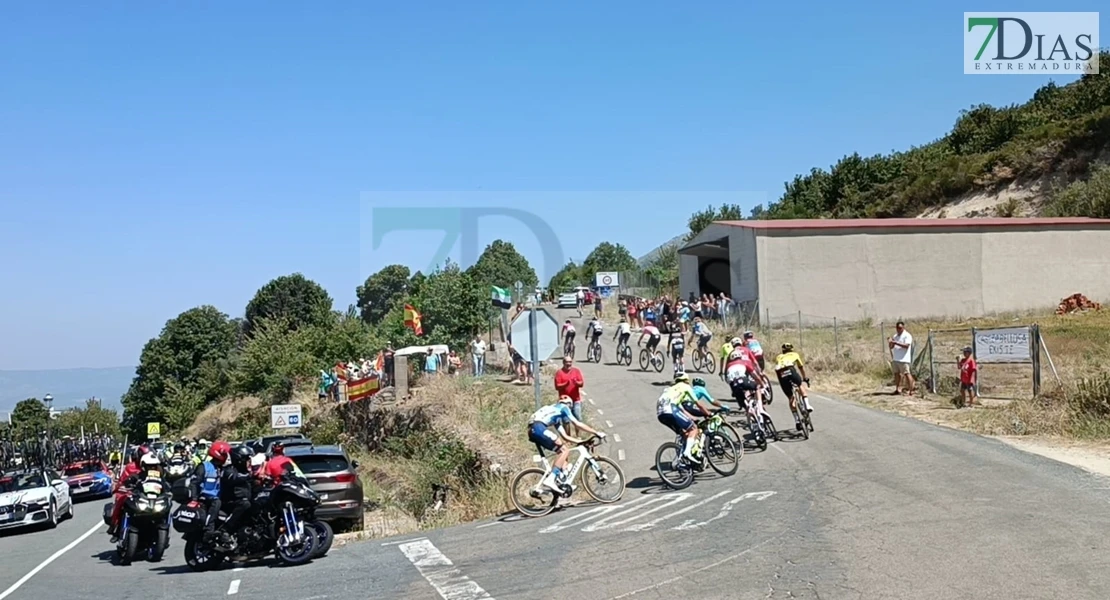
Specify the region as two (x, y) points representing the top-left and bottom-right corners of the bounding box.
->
(595, 271), (618, 287)
(146, 422), (161, 439)
(510, 307), (560, 363)
(271, 404), (303, 429)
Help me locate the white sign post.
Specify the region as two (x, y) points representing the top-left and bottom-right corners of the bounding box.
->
(270, 404), (303, 429)
(974, 327), (1032, 363)
(595, 271), (619, 287)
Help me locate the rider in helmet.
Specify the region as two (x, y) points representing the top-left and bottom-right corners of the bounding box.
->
(526, 395), (606, 493)
(218, 446), (256, 542)
(263, 440), (305, 485)
(109, 445), (150, 541)
(657, 372), (702, 462)
(190, 441), (231, 543)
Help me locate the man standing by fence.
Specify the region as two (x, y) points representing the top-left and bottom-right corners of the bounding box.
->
(471, 335), (486, 377)
(889, 321), (915, 396)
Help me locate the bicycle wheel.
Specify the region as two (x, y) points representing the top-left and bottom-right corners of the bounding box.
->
(748, 411), (767, 450)
(704, 432), (739, 477)
(581, 457), (625, 503)
(793, 401), (809, 440)
(654, 442), (694, 490)
(509, 468), (558, 517)
(622, 346), (632, 366)
(639, 349), (650, 370)
(652, 351), (665, 373)
(592, 344), (602, 363)
(716, 421), (745, 461)
(705, 354), (716, 374)
(803, 402), (814, 432)
(762, 414), (779, 442)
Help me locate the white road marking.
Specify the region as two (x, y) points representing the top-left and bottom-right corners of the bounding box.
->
(382, 536), (429, 546)
(605, 420), (614, 428)
(613, 434), (622, 443)
(624, 489), (732, 532)
(539, 500), (639, 533)
(227, 580), (240, 595)
(673, 491), (776, 530)
(0, 520), (104, 600)
(618, 449), (626, 461)
(398, 539), (495, 600)
(587, 397), (596, 405)
(233, 567), (245, 572)
(475, 521), (501, 529)
(596, 409), (604, 416)
(582, 493), (694, 532)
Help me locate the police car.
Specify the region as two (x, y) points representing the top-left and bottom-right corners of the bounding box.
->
(0, 469), (75, 531)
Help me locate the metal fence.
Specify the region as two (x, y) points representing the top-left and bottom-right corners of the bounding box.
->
(616, 269), (663, 298)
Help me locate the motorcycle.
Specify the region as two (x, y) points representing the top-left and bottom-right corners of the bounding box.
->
(164, 457), (191, 483)
(102, 476), (172, 565)
(175, 477), (320, 571)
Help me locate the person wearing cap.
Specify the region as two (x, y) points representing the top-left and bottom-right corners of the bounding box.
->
(527, 395), (606, 493)
(958, 346), (978, 408)
(888, 321), (915, 395)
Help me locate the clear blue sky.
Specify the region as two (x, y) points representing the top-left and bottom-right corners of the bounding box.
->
(1, 2), (1102, 370)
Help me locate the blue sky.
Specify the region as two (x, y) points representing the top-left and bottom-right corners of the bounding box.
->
(0, 2), (1102, 370)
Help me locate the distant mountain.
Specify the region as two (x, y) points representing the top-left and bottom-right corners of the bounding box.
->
(0, 367), (133, 413)
(637, 233), (688, 267)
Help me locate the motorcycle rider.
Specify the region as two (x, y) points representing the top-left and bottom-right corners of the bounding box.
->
(217, 445), (256, 546)
(191, 441), (230, 544)
(192, 439), (210, 466)
(262, 441), (304, 485)
(109, 445), (149, 542)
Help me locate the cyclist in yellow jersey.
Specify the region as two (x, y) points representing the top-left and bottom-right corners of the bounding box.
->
(773, 343), (813, 430)
(719, 336), (739, 380)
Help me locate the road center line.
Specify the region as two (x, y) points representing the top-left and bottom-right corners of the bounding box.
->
(382, 536), (429, 546)
(398, 539), (495, 600)
(605, 420), (614, 428)
(596, 409), (604, 416)
(475, 521), (501, 529)
(227, 580), (240, 595)
(618, 449), (626, 461)
(613, 434), (622, 443)
(587, 397), (596, 405)
(0, 521), (104, 600)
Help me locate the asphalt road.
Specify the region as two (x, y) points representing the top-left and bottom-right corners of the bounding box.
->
(4, 307), (1110, 599)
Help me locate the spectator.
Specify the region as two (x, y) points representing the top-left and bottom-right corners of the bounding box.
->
(888, 321), (915, 395)
(447, 350), (461, 375)
(959, 346), (978, 407)
(593, 294), (603, 318)
(383, 344), (395, 387)
(554, 355), (586, 434)
(618, 297), (628, 320)
(470, 335), (487, 376)
(424, 347), (441, 376)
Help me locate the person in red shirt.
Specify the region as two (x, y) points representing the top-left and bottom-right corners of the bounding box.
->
(263, 441), (298, 484)
(108, 445), (149, 541)
(959, 346), (978, 408)
(554, 355), (585, 434)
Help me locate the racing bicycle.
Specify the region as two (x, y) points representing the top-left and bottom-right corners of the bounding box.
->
(690, 345), (716, 374)
(788, 378), (814, 439)
(740, 387), (778, 450)
(586, 337), (602, 363)
(510, 436), (625, 517)
(563, 337), (576, 360)
(638, 346), (665, 372)
(654, 414), (739, 490)
(616, 339), (633, 366)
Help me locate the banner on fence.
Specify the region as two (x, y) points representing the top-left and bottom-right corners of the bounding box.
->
(347, 375), (381, 402)
(974, 326), (1032, 363)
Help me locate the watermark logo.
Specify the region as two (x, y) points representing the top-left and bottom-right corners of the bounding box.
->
(964, 12), (1098, 75)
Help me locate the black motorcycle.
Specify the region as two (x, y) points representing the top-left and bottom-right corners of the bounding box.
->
(174, 478), (319, 571)
(102, 478), (172, 565)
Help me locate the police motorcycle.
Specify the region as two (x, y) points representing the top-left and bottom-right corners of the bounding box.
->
(173, 448), (319, 571)
(102, 454), (172, 565)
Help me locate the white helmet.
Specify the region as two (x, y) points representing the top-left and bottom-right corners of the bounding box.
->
(730, 337), (742, 346)
(557, 395), (573, 405)
(140, 453), (161, 468)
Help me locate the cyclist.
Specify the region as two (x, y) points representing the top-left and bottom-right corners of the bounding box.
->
(719, 336), (737, 380)
(724, 345), (767, 406)
(613, 317), (632, 350)
(668, 322), (686, 375)
(638, 322), (662, 355)
(774, 343), (813, 428)
(586, 316), (604, 348)
(527, 396), (606, 492)
(685, 377), (730, 420)
(743, 331), (766, 371)
(561, 319), (576, 354)
(656, 373), (702, 461)
(689, 316), (713, 355)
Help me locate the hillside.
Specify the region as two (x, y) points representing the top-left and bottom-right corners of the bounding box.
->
(756, 52), (1110, 220)
(0, 366), (131, 412)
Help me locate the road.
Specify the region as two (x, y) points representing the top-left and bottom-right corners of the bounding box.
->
(3, 307), (1110, 599)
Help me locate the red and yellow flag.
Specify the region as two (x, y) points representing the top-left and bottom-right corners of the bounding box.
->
(404, 304), (423, 336)
(347, 375), (380, 402)
(374, 351), (384, 373)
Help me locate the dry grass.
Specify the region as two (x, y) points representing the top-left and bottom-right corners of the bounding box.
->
(183, 395), (264, 440)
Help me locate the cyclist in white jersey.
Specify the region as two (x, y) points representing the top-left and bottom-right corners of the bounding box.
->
(613, 317), (632, 348)
(586, 317), (603, 345)
(527, 397), (606, 491)
(689, 317), (713, 351)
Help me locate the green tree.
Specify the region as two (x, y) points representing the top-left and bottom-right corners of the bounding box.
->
(244, 273), (334, 336)
(467, 240), (538, 292)
(687, 204), (744, 238)
(356, 264), (411, 325)
(380, 261), (487, 351)
(581, 242), (637, 276)
(52, 399), (122, 439)
(11, 398), (49, 440)
(644, 241), (680, 294)
(121, 305), (238, 436)
(547, 260), (584, 292)
(1044, 164), (1110, 218)
(233, 317), (319, 401)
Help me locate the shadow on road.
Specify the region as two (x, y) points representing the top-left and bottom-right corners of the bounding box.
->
(150, 563), (197, 575)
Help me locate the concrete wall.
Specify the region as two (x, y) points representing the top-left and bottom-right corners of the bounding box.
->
(755, 225), (1110, 323)
(679, 253), (700, 300)
(728, 227), (759, 303)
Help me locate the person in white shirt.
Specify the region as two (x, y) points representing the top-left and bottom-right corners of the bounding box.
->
(613, 317), (632, 349)
(471, 336), (487, 377)
(888, 320), (915, 395)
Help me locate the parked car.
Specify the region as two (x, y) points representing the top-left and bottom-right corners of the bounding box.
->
(557, 291), (579, 308)
(248, 433), (306, 454)
(285, 445), (364, 529)
(62, 459), (114, 500)
(0, 469), (74, 531)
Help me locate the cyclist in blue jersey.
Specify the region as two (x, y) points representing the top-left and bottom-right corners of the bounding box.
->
(683, 377), (730, 420)
(527, 396), (606, 492)
(689, 317), (713, 352)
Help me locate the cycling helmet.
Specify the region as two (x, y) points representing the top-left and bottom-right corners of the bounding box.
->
(557, 395), (573, 405)
(692, 377), (706, 388)
(208, 441), (232, 465)
(782, 343), (794, 352)
(271, 440), (286, 456)
(231, 445), (254, 469)
(674, 372), (691, 384)
(730, 337), (742, 346)
(173, 443), (184, 452)
(132, 445), (150, 465)
(140, 454), (161, 471)
(743, 331), (754, 339)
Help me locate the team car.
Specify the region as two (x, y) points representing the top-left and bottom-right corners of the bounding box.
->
(63, 459), (114, 500)
(0, 469), (75, 531)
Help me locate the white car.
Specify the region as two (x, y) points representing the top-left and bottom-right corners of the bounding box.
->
(0, 469), (75, 531)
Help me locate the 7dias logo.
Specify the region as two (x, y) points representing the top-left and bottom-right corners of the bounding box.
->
(964, 12), (1099, 75)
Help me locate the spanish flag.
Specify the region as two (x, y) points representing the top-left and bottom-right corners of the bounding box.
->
(404, 304), (423, 336)
(347, 375), (380, 402)
(374, 351), (384, 373)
